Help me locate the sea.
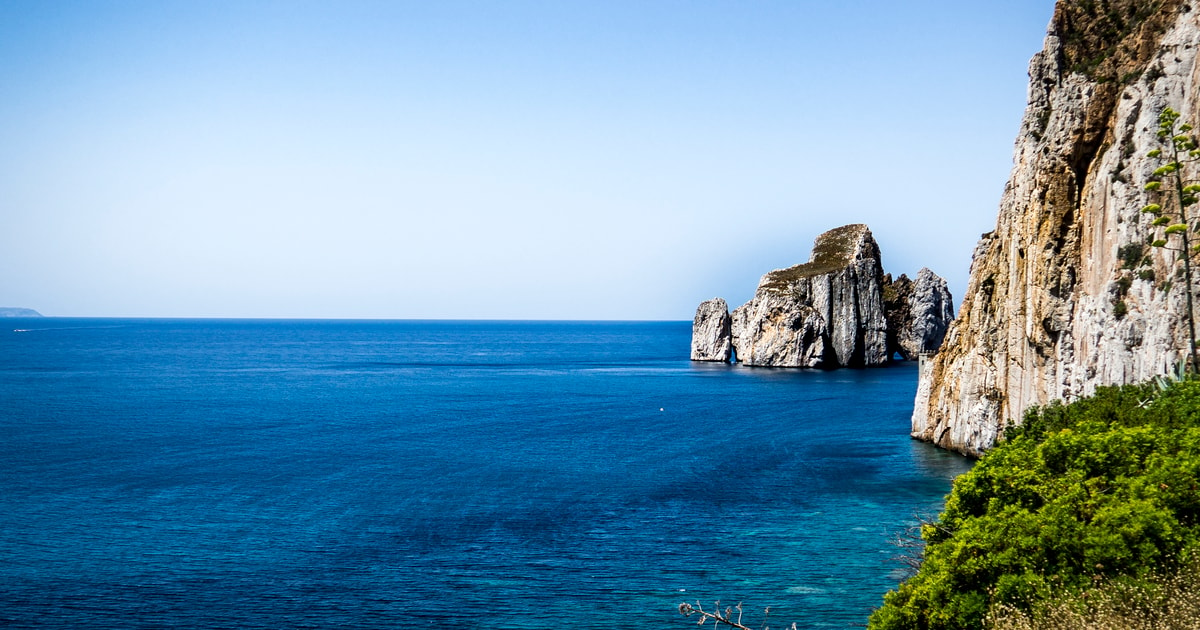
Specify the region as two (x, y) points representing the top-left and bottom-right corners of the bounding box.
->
(0, 319), (972, 629)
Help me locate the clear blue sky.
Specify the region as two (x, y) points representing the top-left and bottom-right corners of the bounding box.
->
(1, 1), (1053, 319)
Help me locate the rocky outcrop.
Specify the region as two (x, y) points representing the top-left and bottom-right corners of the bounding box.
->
(691, 298), (733, 362)
(733, 224), (887, 367)
(913, 0), (1196, 456)
(883, 273), (917, 359)
(691, 224), (952, 368)
(730, 292), (831, 367)
(888, 268), (955, 359)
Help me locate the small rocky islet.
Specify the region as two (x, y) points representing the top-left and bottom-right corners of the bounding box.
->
(691, 223), (953, 369)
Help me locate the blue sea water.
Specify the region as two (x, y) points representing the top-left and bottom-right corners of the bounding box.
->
(0, 319), (971, 629)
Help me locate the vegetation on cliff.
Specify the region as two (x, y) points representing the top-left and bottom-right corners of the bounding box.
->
(759, 223), (874, 293)
(869, 379), (1200, 630)
(1055, 0), (1179, 81)
(1142, 107), (1200, 372)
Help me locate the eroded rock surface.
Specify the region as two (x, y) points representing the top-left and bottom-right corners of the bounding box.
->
(692, 224), (953, 369)
(899, 268), (955, 358)
(913, 0), (1197, 456)
(884, 274), (917, 359)
(690, 298), (732, 362)
(735, 224), (889, 367)
(730, 292), (831, 367)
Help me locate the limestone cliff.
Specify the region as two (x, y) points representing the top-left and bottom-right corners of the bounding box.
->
(732, 224), (887, 367)
(913, 0), (1197, 456)
(691, 224), (953, 368)
(730, 292), (833, 367)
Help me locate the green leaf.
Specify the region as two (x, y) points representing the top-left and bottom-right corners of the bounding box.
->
(1143, 203), (1163, 213)
(1153, 239), (1169, 247)
(1146, 181), (1163, 191)
(1154, 216), (1171, 226)
(1165, 224), (1188, 235)
(1148, 149), (1163, 158)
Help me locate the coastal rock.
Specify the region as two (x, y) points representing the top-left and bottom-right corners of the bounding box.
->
(690, 298), (732, 362)
(901, 269), (955, 357)
(884, 270), (956, 360)
(884, 274), (917, 359)
(914, 0), (1199, 456)
(731, 224), (889, 368)
(691, 224), (952, 369)
(730, 292), (831, 367)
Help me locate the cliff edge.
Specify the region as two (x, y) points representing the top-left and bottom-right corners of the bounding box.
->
(914, 0), (1197, 456)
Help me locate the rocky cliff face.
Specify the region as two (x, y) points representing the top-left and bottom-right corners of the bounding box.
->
(691, 224), (953, 368)
(904, 269), (956, 358)
(733, 224), (889, 367)
(885, 269), (955, 360)
(730, 292), (832, 367)
(913, 0), (1197, 456)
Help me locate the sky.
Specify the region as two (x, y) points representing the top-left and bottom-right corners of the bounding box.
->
(1, 1), (1054, 320)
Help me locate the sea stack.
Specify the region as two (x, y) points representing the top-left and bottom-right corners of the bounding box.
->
(691, 224), (954, 369)
(884, 269), (955, 360)
(691, 298), (733, 362)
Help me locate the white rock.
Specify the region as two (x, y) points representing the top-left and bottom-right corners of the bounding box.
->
(690, 298), (732, 362)
(913, 4), (1200, 456)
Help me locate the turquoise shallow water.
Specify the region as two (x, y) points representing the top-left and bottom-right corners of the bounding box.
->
(0, 319), (972, 629)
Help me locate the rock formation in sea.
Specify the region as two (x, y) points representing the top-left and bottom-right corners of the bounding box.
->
(691, 224), (954, 369)
(913, 0), (1200, 456)
(885, 269), (955, 360)
(691, 298), (733, 362)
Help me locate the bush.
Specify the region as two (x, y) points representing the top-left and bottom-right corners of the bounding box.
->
(988, 558), (1200, 630)
(868, 380), (1200, 630)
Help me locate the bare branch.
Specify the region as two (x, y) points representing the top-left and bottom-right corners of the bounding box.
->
(677, 601), (755, 630)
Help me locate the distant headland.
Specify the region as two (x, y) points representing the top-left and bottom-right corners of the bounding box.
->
(0, 308), (44, 317)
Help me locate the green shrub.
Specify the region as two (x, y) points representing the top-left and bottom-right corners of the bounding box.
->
(988, 558), (1200, 630)
(869, 380), (1200, 630)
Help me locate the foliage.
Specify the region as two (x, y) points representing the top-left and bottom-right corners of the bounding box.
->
(988, 556), (1200, 630)
(1057, 0), (1170, 80)
(1141, 107), (1200, 373)
(760, 224), (867, 292)
(1119, 242), (1147, 270)
(867, 380), (1200, 630)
